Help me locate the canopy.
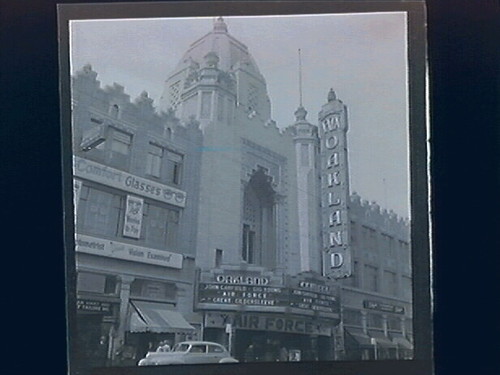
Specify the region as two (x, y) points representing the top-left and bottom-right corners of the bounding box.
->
(368, 330), (398, 348)
(345, 327), (373, 347)
(129, 300), (195, 333)
(390, 332), (414, 350)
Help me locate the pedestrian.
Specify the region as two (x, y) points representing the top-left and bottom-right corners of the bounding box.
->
(156, 340), (171, 352)
(244, 344), (256, 362)
(279, 345), (289, 362)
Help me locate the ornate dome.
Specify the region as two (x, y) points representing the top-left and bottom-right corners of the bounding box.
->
(174, 17), (263, 76)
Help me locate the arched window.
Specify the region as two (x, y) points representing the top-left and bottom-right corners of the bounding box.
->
(242, 168), (277, 268)
(110, 104), (120, 118)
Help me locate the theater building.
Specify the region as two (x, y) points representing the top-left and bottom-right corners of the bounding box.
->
(158, 18), (348, 362)
(71, 65), (204, 369)
(69, 17), (413, 366)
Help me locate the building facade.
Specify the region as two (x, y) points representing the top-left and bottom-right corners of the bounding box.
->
(71, 65), (204, 369)
(69, 17), (412, 368)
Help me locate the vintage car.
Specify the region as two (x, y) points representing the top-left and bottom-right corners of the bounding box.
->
(137, 341), (239, 366)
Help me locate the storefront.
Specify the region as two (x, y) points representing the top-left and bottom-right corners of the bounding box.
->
(75, 297), (119, 370)
(123, 300), (200, 362)
(195, 268), (341, 362)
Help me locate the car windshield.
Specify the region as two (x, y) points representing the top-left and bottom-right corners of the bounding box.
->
(172, 343), (190, 352)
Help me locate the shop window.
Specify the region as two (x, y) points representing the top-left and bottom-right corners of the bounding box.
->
(146, 143), (163, 178)
(343, 309), (362, 326)
(387, 317), (402, 331)
(78, 272), (116, 295)
(130, 279), (176, 300)
(166, 151), (183, 185)
(78, 186), (123, 237)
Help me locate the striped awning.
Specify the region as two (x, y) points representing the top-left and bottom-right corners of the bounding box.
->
(368, 330), (398, 348)
(129, 300), (195, 333)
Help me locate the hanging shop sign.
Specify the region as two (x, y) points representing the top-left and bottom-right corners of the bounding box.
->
(75, 233), (183, 269)
(318, 105), (352, 279)
(204, 312), (333, 336)
(73, 156), (186, 207)
(363, 300), (405, 314)
(123, 195), (144, 239)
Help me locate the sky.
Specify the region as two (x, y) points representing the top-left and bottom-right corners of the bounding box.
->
(70, 13), (410, 218)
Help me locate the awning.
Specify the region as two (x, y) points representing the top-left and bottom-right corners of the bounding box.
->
(345, 327), (373, 347)
(368, 330), (398, 349)
(129, 300), (195, 333)
(390, 332), (414, 350)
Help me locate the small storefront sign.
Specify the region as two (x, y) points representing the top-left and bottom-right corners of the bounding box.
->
(75, 233), (183, 269)
(204, 312), (332, 336)
(77, 299), (112, 314)
(123, 195), (144, 239)
(363, 300), (405, 314)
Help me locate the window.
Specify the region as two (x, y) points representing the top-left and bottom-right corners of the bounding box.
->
(78, 186), (122, 236)
(343, 309), (362, 326)
(215, 249), (223, 267)
(242, 224), (255, 263)
(142, 203), (179, 249)
(367, 313), (383, 328)
(384, 270), (398, 296)
(110, 128), (131, 155)
(208, 345), (224, 353)
(189, 345), (206, 353)
(364, 265), (379, 292)
(402, 276), (412, 300)
(344, 261), (359, 287)
(387, 317), (402, 331)
(146, 144), (163, 178)
(77, 272), (116, 295)
(166, 151), (183, 185)
(130, 279), (176, 300)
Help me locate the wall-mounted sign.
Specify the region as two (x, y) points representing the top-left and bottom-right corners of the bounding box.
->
(77, 299), (112, 314)
(73, 156), (186, 207)
(75, 233), (183, 269)
(363, 300), (405, 314)
(319, 101), (352, 278)
(204, 312), (333, 336)
(123, 195), (144, 239)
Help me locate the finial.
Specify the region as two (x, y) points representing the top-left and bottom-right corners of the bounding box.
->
(214, 16), (228, 32)
(298, 49), (303, 107)
(327, 88), (337, 102)
(294, 106), (307, 121)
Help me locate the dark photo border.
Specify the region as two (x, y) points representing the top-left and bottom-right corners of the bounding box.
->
(58, 2), (431, 375)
